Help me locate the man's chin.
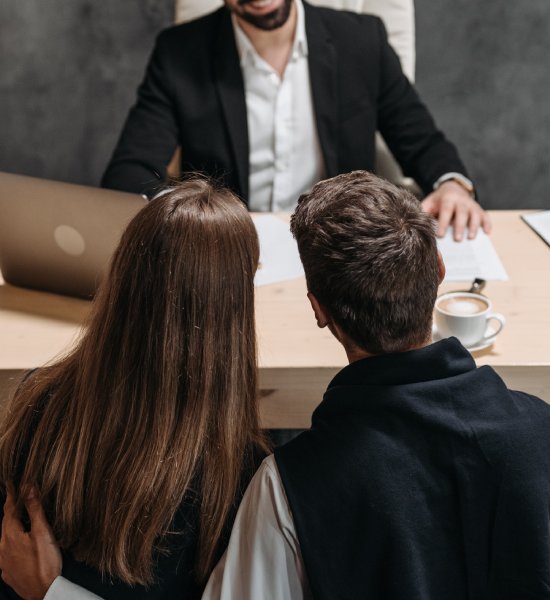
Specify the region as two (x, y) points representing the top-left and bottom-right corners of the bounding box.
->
(235, 0), (293, 31)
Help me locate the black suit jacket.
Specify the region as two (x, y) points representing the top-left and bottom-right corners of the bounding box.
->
(102, 3), (468, 201)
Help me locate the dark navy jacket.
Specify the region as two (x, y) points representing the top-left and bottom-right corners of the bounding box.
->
(275, 338), (550, 600)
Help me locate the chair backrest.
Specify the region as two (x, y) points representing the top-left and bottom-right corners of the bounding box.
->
(173, 0), (415, 80)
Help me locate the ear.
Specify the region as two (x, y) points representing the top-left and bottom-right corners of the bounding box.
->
(307, 292), (330, 328)
(437, 250), (446, 284)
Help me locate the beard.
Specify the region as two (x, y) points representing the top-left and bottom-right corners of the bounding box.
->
(234, 0), (293, 31)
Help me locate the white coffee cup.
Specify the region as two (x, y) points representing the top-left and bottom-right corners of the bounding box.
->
(434, 291), (505, 347)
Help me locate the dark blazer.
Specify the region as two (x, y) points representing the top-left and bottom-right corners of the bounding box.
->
(102, 3), (468, 200)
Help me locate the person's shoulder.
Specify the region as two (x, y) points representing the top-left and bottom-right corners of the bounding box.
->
(498, 400), (550, 491)
(273, 426), (320, 472)
(508, 388), (550, 410)
(237, 454), (282, 509)
(304, 1), (383, 34)
(477, 387), (550, 469)
(246, 454), (278, 482)
(505, 388), (550, 432)
(155, 7), (226, 48)
(261, 453), (279, 478)
(304, 1), (388, 58)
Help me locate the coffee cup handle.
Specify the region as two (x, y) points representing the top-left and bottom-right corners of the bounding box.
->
(483, 313), (506, 341)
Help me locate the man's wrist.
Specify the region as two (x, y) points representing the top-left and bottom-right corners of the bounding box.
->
(433, 172), (475, 199)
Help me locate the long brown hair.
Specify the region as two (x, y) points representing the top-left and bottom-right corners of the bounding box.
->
(0, 179), (268, 586)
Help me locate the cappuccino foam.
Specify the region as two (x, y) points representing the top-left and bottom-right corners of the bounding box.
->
(437, 296), (487, 316)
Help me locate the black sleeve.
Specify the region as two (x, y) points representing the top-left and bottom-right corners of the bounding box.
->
(101, 31), (180, 197)
(374, 18), (471, 196)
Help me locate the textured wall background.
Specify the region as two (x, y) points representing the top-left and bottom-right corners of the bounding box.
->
(1, 0), (549, 208)
(415, 0), (550, 209)
(0, 1), (174, 186)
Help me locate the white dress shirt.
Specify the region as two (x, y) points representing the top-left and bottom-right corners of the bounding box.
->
(45, 578), (102, 600)
(232, 0), (325, 212)
(203, 454), (309, 599)
(44, 455), (307, 600)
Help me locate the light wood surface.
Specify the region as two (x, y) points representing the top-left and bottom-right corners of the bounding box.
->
(1, 211), (549, 427)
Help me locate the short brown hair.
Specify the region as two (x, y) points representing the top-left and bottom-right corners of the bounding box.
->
(290, 171), (439, 354)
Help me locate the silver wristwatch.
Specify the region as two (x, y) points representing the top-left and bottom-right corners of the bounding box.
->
(433, 172), (475, 198)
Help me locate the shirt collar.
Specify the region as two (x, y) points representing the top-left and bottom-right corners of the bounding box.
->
(232, 0), (308, 69)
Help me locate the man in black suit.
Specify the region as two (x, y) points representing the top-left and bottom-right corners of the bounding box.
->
(103, 0), (490, 241)
(203, 171), (550, 599)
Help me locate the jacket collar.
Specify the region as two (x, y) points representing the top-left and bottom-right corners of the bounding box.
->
(327, 338), (476, 390)
(303, 0), (339, 177)
(214, 8), (250, 201)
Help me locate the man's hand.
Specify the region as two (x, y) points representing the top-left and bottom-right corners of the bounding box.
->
(0, 487), (62, 600)
(421, 181), (491, 241)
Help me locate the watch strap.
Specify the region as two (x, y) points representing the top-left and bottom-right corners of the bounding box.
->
(433, 172), (475, 198)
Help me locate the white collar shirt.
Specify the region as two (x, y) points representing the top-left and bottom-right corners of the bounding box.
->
(46, 454), (308, 600)
(232, 0), (325, 212)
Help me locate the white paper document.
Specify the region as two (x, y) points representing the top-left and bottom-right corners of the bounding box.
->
(437, 230), (508, 282)
(522, 211), (550, 247)
(252, 216), (507, 285)
(253, 215), (304, 286)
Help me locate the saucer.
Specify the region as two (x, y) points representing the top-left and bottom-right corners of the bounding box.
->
(432, 324), (498, 352)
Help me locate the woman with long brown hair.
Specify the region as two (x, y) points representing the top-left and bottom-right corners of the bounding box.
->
(0, 179), (269, 598)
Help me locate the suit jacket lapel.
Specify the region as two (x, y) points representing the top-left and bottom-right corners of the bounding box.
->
(304, 1), (339, 177)
(214, 9), (249, 201)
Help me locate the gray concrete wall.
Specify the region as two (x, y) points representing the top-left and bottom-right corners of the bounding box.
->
(415, 0), (550, 209)
(1, 0), (549, 208)
(0, 1), (174, 186)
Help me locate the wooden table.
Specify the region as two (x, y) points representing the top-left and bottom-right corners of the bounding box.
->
(1, 211), (549, 428)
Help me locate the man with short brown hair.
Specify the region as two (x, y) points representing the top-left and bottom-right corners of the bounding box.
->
(290, 170), (440, 355)
(203, 170), (550, 599)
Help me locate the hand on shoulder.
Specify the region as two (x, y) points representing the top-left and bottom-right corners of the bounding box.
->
(0, 487), (61, 600)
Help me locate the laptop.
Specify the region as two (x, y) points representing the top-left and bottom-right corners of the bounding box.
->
(0, 172), (147, 299)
